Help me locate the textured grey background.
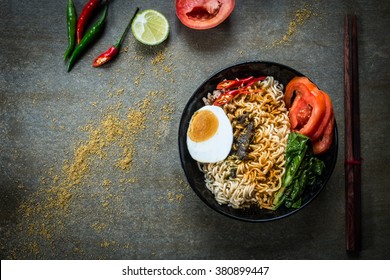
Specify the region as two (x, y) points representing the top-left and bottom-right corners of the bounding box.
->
(1, 0), (389, 259)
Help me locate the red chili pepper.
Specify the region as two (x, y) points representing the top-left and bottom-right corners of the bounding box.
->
(216, 76), (254, 90)
(216, 80), (239, 90)
(93, 46), (118, 66)
(213, 76), (267, 106)
(213, 89), (240, 106)
(245, 76), (266, 87)
(92, 7), (139, 67)
(77, 0), (101, 44)
(213, 87), (265, 106)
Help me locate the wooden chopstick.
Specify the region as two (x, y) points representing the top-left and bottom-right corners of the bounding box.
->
(344, 14), (361, 252)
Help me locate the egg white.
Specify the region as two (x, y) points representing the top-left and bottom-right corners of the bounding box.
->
(187, 105), (233, 163)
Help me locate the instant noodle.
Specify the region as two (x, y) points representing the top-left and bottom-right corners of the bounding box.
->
(200, 76), (290, 209)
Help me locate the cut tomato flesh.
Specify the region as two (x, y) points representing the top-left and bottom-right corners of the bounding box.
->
(296, 88), (326, 138)
(186, 0), (221, 20)
(176, 0), (235, 30)
(296, 104), (312, 129)
(288, 94), (313, 130)
(284, 85), (326, 138)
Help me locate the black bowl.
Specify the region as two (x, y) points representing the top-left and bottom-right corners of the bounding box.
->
(178, 61), (338, 222)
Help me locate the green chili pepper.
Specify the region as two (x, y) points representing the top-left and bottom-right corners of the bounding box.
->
(67, 3), (109, 72)
(64, 0), (77, 60)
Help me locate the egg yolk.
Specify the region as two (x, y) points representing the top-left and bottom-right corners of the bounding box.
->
(188, 110), (219, 142)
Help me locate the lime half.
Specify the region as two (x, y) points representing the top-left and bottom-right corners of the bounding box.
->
(131, 9), (169, 45)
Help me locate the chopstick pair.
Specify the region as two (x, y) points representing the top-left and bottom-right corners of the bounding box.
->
(344, 14), (361, 253)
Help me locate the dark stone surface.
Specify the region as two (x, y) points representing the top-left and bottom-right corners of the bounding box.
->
(0, 0), (389, 259)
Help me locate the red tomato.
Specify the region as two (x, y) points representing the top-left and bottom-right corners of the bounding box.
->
(312, 112), (335, 154)
(288, 94), (312, 130)
(285, 83), (326, 138)
(310, 90), (333, 141)
(176, 0), (235, 30)
(285, 76), (335, 154)
(297, 88), (326, 138)
(284, 76), (318, 108)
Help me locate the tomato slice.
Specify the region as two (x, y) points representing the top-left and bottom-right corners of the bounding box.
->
(176, 0), (235, 30)
(310, 90), (333, 141)
(287, 86), (325, 138)
(285, 76), (335, 154)
(285, 77), (327, 138)
(284, 76), (318, 108)
(312, 112), (334, 154)
(297, 88), (326, 138)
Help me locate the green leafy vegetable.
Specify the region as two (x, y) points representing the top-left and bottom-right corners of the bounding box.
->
(271, 132), (325, 210)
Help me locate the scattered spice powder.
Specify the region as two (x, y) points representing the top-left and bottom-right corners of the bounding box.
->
(29, 241), (40, 256)
(13, 89), (177, 258)
(6, 42), (184, 259)
(91, 222), (107, 233)
(151, 50), (166, 65)
(272, 3), (317, 47)
(176, 194), (185, 202)
(134, 69), (145, 86)
(102, 179), (111, 187)
(167, 191), (185, 203)
(100, 240), (115, 248)
(151, 49), (174, 77)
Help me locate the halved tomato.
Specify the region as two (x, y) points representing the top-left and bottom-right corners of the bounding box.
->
(176, 0), (235, 30)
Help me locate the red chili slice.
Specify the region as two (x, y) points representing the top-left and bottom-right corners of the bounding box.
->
(213, 89), (240, 106)
(245, 76), (266, 88)
(216, 80), (239, 90)
(216, 76), (254, 90)
(213, 85), (265, 106)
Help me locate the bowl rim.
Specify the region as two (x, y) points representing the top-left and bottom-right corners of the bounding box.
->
(178, 60), (338, 222)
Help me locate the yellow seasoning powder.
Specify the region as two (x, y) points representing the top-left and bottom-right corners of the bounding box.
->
(13, 91), (164, 258)
(272, 3), (317, 47)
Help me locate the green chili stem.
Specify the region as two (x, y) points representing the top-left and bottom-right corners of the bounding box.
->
(114, 7), (140, 48)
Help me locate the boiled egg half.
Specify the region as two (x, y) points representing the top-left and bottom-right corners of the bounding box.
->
(187, 105), (233, 163)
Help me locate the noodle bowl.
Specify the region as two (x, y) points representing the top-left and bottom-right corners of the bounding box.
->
(179, 61), (337, 221)
(199, 77), (290, 209)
